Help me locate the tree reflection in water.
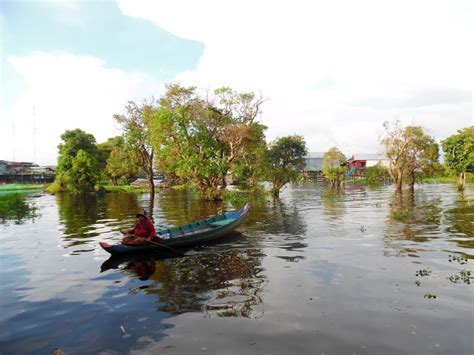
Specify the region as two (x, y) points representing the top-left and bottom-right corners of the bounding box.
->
(154, 189), (225, 228)
(444, 192), (474, 252)
(106, 246), (266, 319)
(385, 189), (443, 257)
(321, 187), (346, 221)
(0, 193), (38, 225)
(56, 193), (141, 247)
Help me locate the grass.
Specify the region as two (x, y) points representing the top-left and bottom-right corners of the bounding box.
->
(0, 184), (44, 191)
(44, 182), (150, 194)
(419, 177), (456, 184)
(101, 185), (150, 194)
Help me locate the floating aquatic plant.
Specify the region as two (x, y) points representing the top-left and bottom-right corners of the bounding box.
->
(415, 268), (431, 277)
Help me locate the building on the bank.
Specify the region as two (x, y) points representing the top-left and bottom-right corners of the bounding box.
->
(0, 160), (7, 175)
(347, 153), (389, 178)
(304, 152), (325, 178)
(0, 160), (55, 183)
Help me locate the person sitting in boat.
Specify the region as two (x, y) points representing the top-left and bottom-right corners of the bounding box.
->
(122, 213), (159, 245)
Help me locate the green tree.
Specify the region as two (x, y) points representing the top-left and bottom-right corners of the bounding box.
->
(149, 84), (266, 200)
(381, 121), (410, 193)
(322, 147), (346, 188)
(441, 126), (474, 190)
(97, 136), (123, 170)
(56, 129), (98, 175)
(114, 101), (156, 196)
(382, 122), (443, 193)
(105, 136), (141, 185)
(365, 163), (390, 186)
(229, 122), (267, 189)
(51, 129), (100, 192)
(403, 126), (439, 191)
(263, 135), (307, 198)
(66, 149), (99, 192)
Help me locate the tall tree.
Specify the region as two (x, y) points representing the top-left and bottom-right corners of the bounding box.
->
(104, 136), (141, 185)
(53, 129), (99, 192)
(403, 126), (439, 191)
(322, 147), (347, 188)
(441, 126), (474, 191)
(56, 129), (98, 175)
(149, 84), (266, 200)
(263, 135), (307, 198)
(67, 149), (99, 192)
(381, 121), (412, 194)
(114, 101), (156, 196)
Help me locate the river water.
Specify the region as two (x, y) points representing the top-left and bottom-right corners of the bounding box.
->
(0, 183), (472, 354)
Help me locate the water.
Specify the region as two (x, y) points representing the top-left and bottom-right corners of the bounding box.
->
(0, 183), (472, 354)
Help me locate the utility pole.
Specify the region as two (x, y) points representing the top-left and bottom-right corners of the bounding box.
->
(12, 122), (15, 162)
(33, 105), (36, 163)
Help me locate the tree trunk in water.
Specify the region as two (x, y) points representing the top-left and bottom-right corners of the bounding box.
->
(408, 171), (415, 193)
(395, 169), (403, 194)
(459, 172), (466, 191)
(145, 150), (155, 216)
(148, 191), (155, 219)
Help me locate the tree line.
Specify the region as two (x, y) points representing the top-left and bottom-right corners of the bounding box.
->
(47, 84), (473, 197)
(48, 84), (307, 199)
(320, 124), (473, 192)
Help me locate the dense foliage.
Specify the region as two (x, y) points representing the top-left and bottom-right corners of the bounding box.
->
(381, 121), (439, 193)
(263, 135), (307, 197)
(441, 126), (474, 190)
(365, 163), (390, 186)
(322, 147), (347, 187)
(0, 193), (38, 225)
(51, 129), (100, 192)
(148, 84), (266, 200)
(114, 102), (156, 194)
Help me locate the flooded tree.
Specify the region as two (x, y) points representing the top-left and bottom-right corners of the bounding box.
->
(381, 121), (439, 194)
(441, 126), (474, 191)
(49, 129), (100, 192)
(263, 135), (307, 198)
(98, 136), (140, 185)
(403, 126), (439, 192)
(322, 147), (347, 188)
(148, 84), (266, 200)
(114, 101), (156, 201)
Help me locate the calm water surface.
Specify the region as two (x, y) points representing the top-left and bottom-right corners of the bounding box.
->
(0, 183), (473, 354)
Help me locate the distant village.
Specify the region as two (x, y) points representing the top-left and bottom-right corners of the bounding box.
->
(0, 152), (389, 184)
(0, 160), (55, 184)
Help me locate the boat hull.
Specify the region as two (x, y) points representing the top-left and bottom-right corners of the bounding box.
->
(100, 203), (251, 256)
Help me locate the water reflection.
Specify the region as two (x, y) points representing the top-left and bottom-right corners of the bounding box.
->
(56, 193), (141, 247)
(444, 193), (474, 251)
(249, 198), (308, 259)
(102, 246), (266, 319)
(321, 187), (346, 220)
(154, 189), (224, 227)
(2, 183), (474, 354)
(0, 193), (38, 225)
(384, 190), (445, 257)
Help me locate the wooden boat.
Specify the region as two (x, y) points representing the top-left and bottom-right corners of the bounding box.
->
(99, 202), (251, 256)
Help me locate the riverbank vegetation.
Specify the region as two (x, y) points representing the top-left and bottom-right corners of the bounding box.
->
(46, 85), (308, 200)
(45, 84), (472, 200)
(0, 193), (38, 225)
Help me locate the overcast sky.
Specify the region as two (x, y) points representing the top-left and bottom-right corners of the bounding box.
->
(1, 0), (472, 166)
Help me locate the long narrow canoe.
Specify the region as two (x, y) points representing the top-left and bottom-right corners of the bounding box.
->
(100, 202), (251, 256)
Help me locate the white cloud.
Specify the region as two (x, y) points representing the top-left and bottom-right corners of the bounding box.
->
(118, 0), (473, 153)
(1, 52), (163, 165)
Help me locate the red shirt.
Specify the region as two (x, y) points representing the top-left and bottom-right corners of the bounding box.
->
(132, 219), (156, 239)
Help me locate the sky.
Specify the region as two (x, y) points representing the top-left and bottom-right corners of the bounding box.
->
(1, 0), (472, 166)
